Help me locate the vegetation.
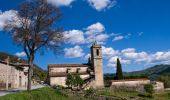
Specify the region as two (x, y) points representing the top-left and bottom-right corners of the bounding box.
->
(66, 73), (84, 90)
(0, 87), (67, 100)
(0, 86), (170, 100)
(144, 84), (154, 94)
(115, 58), (124, 80)
(125, 64), (170, 80)
(159, 73), (170, 88)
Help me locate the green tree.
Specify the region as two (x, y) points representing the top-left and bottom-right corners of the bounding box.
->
(115, 58), (124, 80)
(66, 73), (74, 89)
(74, 74), (84, 90)
(66, 73), (84, 91)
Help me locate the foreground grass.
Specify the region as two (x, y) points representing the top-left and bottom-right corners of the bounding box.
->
(0, 87), (68, 100)
(0, 87), (170, 100)
(97, 88), (170, 100)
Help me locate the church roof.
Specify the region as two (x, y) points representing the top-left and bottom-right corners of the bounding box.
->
(48, 64), (91, 68)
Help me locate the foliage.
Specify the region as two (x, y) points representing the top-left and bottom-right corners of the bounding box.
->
(0, 87), (67, 100)
(66, 73), (74, 89)
(159, 73), (170, 88)
(115, 58), (124, 80)
(144, 84), (154, 94)
(84, 88), (96, 98)
(65, 73), (84, 90)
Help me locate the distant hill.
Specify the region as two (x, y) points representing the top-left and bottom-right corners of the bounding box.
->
(125, 64), (170, 80)
(104, 64), (170, 80)
(0, 52), (47, 81)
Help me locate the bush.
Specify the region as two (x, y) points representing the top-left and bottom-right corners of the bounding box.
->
(65, 73), (84, 90)
(144, 84), (154, 94)
(84, 88), (96, 98)
(159, 74), (170, 88)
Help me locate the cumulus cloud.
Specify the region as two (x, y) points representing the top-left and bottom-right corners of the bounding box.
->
(0, 10), (19, 30)
(15, 52), (26, 57)
(47, 0), (75, 7)
(64, 30), (85, 44)
(64, 22), (109, 45)
(64, 45), (84, 58)
(102, 46), (119, 58)
(85, 22), (105, 35)
(88, 0), (117, 11)
(102, 46), (170, 68)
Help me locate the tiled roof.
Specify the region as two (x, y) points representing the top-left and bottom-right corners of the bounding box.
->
(0, 60), (28, 69)
(48, 64), (91, 68)
(49, 72), (89, 77)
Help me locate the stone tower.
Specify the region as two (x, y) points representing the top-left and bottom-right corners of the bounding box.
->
(91, 42), (104, 88)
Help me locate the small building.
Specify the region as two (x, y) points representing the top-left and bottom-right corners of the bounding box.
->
(48, 43), (104, 88)
(0, 60), (28, 89)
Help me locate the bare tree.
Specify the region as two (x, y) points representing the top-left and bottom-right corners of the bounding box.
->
(5, 0), (63, 91)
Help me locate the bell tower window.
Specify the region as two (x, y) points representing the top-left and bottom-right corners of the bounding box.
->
(96, 49), (99, 56)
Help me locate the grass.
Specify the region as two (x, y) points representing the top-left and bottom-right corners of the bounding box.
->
(97, 88), (170, 100)
(0, 87), (170, 100)
(0, 87), (68, 100)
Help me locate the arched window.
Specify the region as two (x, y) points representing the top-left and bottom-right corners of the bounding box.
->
(96, 49), (99, 56)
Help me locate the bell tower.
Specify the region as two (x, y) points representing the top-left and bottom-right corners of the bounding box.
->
(91, 42), (104, 88)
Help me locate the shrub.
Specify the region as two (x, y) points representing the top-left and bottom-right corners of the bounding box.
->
(84, 88), (96, 98)
(144, 84), (154, 94)
(159, 74), (170, 88)
(65, 73), (84, 90)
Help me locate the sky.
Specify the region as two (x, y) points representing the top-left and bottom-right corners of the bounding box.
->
(0, 0), (170, 73)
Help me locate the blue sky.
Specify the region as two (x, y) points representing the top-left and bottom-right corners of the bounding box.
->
(0, 0), (170, 73)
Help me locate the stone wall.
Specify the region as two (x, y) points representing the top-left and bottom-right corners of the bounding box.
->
(0, 63), (28, 88)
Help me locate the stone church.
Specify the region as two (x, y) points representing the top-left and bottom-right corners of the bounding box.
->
(48, 42), (104, 88)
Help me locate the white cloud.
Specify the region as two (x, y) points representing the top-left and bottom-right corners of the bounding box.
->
(64, 30), (85, 44)
(102, 46), (119, 58)
(102, 46), (170, 67)
(86, 33), (109, 44)
(85, 22), (105, 35)
(85, 53), (91, 60)
(112, 33), (131, 41)
(64, 45), (84, 58)
(88, 0), (117, 11)
(47, 0), (75, 7)
(0, 10), (19, 30)
(113, 35), (124, 41)
(15, 52), (26, 57)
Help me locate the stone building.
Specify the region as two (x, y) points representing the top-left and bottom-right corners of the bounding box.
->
(0, 60), (28, 89)
(48, 43), (104, 88)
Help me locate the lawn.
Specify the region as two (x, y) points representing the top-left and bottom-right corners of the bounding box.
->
(97, 88), (170, 100)
(0, 87), (68, 100)
(0, 87), (170, 100)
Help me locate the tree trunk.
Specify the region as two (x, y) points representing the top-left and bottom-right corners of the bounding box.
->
(27, 56), (34, 91)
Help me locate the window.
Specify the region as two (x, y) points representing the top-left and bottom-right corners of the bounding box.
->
(96, 49), (99, 56)
(66, 68), (71, 73)
(76, 68), (80, 73)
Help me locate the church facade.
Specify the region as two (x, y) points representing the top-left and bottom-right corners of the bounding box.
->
(48, 43), (104, 88)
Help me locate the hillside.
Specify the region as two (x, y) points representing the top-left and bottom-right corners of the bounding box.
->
(0, 52), (47, 81)
(126, 64), (170, 80)
(104, 64), (170, 80)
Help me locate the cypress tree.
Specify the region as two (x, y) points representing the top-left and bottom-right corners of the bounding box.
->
(115, 58), (124, 80)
